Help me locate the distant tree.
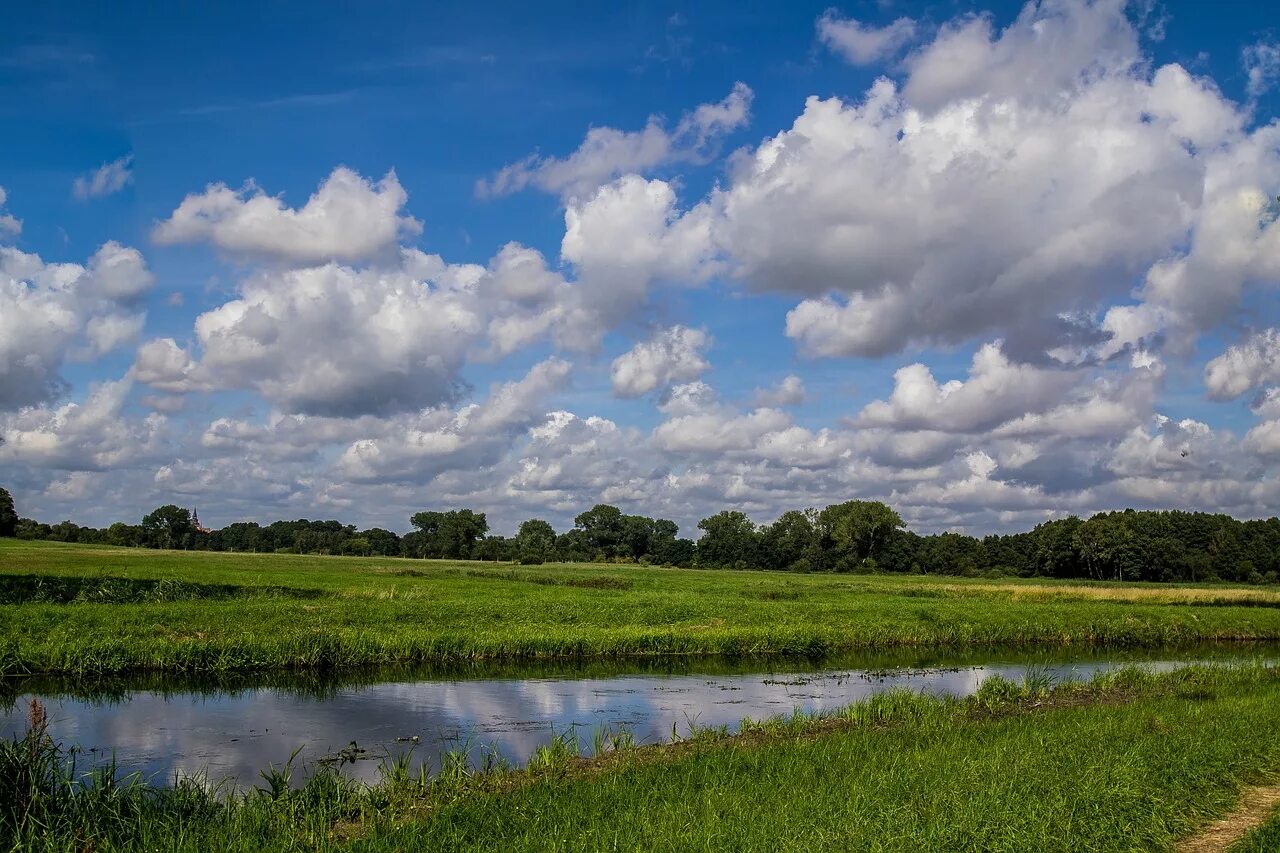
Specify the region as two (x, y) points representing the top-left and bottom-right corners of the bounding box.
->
(515, 519), (557, 565)
(220, 522), (263, 552)
(818, 501), (905, 569)
(359, 527), (401, 557)
(105, 522), (144, 548)
(14, 518), (51, 540)
(339, 536), (372, 556)
(696, 511), (759, 568)
(0, 487), (16, 537)
(473, 535), (516, 561)
(574, 504), (625, 558)
(759, 509), (820, 571)
(409, 509), (488, 559)
(141, 505), (196, 550)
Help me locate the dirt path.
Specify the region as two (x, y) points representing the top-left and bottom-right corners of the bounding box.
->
(1177, 785), (1280, 852)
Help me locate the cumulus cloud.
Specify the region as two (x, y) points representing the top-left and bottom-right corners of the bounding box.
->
(0, 378), (168, 470)
(622, 0), (1276, 363)
(152, 167), (422, 265)
(335, 358), (573, 482)
(562, 175), (715, 331)
(179, 253), (482, 415)
(132, 238), (596, 415)
(478, 83), (752, 201)
(73, 155), (134, 200)
(1204, 329), (1280, 399)
(0, 242), (154, 410)
(817, 11), (917, 65)
(855, 343), (1080, 433)
(611, 325), (711, 398)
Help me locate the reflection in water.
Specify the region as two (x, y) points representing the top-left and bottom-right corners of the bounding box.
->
(2, 644), (1275, 787)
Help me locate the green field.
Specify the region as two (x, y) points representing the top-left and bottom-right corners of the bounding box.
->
(5, 663), (1280, 851)
(4, 539), (1280, 676)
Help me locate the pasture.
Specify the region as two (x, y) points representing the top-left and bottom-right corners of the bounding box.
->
(3, 538), (1280, 676)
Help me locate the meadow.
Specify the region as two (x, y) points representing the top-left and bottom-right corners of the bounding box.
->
(4, 663), (1280, 851)
(4, 538), (1280, 677)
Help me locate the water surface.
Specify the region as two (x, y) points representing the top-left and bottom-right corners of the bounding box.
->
(3, 644), (1274, 787)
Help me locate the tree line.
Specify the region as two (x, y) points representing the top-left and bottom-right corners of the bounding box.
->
(1, 485), (1277, 584)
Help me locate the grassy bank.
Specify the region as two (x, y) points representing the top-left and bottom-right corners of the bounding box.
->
(4, 539), (1280, 676)
(1234, 808), (1280, 852)
(4, 664), (1280, 851)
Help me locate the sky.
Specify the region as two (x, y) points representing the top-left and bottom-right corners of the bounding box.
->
(2, 0), (1279, 538)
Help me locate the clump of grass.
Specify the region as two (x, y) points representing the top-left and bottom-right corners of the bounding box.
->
(748, 588), (803, 601)
(465, 569), (633, 591)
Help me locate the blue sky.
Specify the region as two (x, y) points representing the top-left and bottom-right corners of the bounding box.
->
(2, 0), (1279, 536)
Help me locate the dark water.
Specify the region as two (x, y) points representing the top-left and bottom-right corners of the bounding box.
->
(3, 644), (1275, 787)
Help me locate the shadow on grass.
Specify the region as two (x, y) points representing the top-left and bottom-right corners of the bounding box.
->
(0, 574), (325, 606)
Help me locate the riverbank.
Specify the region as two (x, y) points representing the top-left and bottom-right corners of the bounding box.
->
(4, 663), (1280, 850)
(4, 540), (1280, 677)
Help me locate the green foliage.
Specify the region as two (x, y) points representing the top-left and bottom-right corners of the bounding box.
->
(407, 510), (488, 559)
(140, 505), (196, 550)
(0, 487), (16, 538)
(696, 510), (760, 568)
(515, 519), (556, 565)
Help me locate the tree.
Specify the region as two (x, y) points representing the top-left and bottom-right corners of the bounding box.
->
(759, 509), (820, 571)
(140, 505), (196, 550)
(409, 509), (488, 559)
(359, 527), (402, 557)
(0, 487), (16, 537)
(818, 500), (905, 568)
(574, 504), (625, 558)
(515, 519), (557, 565)
(696, 511), (759, 568)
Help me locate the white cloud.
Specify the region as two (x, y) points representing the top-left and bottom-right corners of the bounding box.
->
(132, 237), (600, 415)
(152, 167), (422, 265)
(0, 378), (168, 470)
(611, 325), (711, 398)
(1204, 329), (1280, 399)
(181, 253), (483, 415)
(562, 175), (715, 331)
(1243, 41), (1280, 99)
(817, 11), (917, 65)
(335, 358), (572, 482)
(130, 338), (208, 393)
(0, 186), (20, 239)
(855, 343), (1080, 433)
(479, 83), (752, 201)
(73, 155), (134, 200)
(1245, 418), (1280, 458)
(0, 243), (154, 410)
(642, 0), (1276, 363)
(752, 375), (806, 407)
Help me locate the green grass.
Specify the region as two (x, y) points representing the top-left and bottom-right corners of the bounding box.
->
(1232, 805), (1280, 852)
(5, 664), (1280, 851)
(3, 538), (1280, 676)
